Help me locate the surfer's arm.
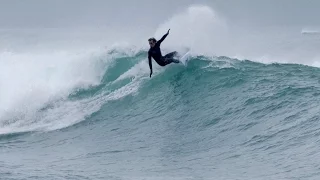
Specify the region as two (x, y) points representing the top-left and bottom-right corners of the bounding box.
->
(156, 29), (170, 46)
(148, 53), (153, 77)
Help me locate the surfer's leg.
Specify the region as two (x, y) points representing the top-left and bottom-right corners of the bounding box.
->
(163, 58), (180, 65)
(163, 51), (179, 65)
(164, 51), (178, 59)
(170, 58), (180, 63)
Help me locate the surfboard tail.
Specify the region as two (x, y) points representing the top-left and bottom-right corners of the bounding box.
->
(179, 51), (191, 66)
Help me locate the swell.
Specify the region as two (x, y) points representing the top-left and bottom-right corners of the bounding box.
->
(71, 52), (320, 134)
(1, 49), (320, 138)
(1, 51), (320, 180)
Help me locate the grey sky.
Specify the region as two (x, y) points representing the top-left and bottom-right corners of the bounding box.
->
(0, 0), (319, 29)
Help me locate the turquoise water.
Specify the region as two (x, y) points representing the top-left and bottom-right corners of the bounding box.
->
(1, 50), (320, 179)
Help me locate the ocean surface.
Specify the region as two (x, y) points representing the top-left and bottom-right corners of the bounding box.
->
(1, 4), (320, 180)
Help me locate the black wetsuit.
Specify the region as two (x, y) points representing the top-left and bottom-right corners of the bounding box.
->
(148, 33), (179, 70)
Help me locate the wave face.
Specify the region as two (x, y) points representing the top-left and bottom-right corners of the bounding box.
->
(1, 48), (320, 179)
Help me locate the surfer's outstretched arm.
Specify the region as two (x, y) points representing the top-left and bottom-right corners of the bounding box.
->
(156, 29), (170, 46)
(148, 53), (153, 78)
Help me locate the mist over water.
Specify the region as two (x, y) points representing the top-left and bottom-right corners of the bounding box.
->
(154, 5), (320, 66)
(0, 2), (320, 180)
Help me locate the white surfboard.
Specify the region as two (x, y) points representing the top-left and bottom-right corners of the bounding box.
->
(179, 51), (191, 66)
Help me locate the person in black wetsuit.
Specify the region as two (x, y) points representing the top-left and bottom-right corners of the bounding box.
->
(148, 29), (180, 77)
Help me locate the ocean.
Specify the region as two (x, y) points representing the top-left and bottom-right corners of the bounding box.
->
(0, 4), (320, 180)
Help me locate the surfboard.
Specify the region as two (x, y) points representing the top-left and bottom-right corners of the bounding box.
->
(179, 51), (191, 66)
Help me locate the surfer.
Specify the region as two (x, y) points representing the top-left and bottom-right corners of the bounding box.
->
(148, 29), (180, 77)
